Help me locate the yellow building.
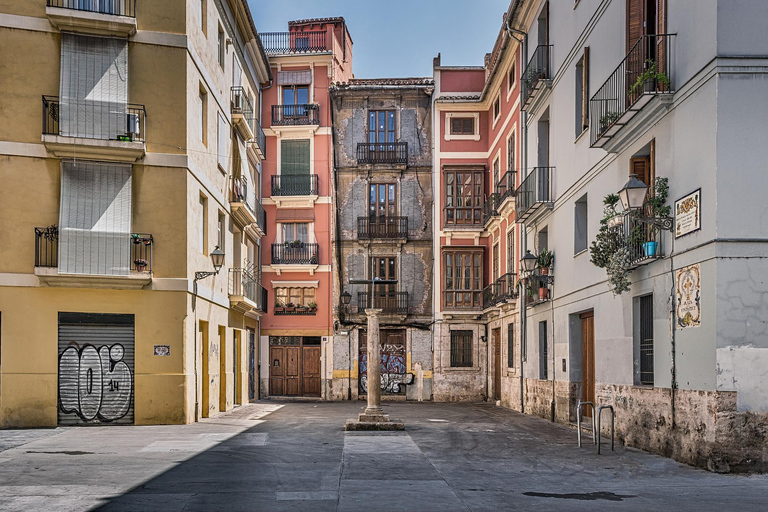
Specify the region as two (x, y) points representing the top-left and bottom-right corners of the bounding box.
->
(0, 0), (270, 426)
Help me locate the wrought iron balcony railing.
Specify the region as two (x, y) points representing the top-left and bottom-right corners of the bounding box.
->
(609, 210), (664, 268)
(229, 175), (265, 233)
(270, 174), (318, 196)
(482, 273), (518, 309)
(34, 226), (153, 273)
(259, 31), (328, 54)
(47, 0), (136, 17)
(228, 268), (260, 304)
(43, 96), (146, 143)
(524, 271), (553, 307)
(271, 104), (319, 126)
(590, 34), (674, 148)
(515, 167), (554, 222)
(521, 45), (553, 109)
(482, 195), (501, 225)
(496, 171), (516, 205)
(357, 217), (408, 240)
(356, 142), (408, 165)
(271, 242), (319, 265)
(357, 291), (409, 315)
(252, 120), (266, 159)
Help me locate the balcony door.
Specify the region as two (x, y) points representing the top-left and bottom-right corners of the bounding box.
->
(281, 223), (309, 244)
(370, 256), (396, 310)
(280, 140), (311, 195)
(627, 0), (668, 102)
(282, 85), (309, 118)
(369, 183), (396, 235)
(368, 111), (396, 159)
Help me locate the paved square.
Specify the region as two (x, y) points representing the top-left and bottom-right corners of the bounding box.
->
(0, 402), (766, 511)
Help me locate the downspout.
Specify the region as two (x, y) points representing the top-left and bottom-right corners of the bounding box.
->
(669, 233), (677, 427)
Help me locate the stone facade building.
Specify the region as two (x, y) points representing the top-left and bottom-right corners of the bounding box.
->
(330, 78), (434, 402)
(0, 0), (270, 426)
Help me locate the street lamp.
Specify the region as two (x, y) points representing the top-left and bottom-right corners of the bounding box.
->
(618, 173), (649, 211)
(340, 290), (352, 306)
(521, 250), (537, 275)
(194, 245), (225, 282)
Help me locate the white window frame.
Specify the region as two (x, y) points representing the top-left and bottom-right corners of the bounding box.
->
(445, 112), (481, 141)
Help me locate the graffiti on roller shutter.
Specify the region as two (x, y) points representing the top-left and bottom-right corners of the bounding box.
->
(359, 342), (408, 394)
(58, 344), (132, 422)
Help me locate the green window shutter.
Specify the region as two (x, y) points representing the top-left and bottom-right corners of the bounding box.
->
(281, 140), (310, 175)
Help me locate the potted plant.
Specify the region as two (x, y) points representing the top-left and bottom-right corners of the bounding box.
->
(599, 111), (622, 132)
(274, 301), (285, 313)
(134, 258), (149, 272)
(284, 302), (296, 313)
(538, 281), (549, 301)
(628, 59), (671, 97)
(132, 234), (142, 245)
(536, 249), (554, 275)
(602, 194), (623, 228)
(290, 239), (303, 248)
(642, 177), (670, 258)
(308, 301), (317, 312)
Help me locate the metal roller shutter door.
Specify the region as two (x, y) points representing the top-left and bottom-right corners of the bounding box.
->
(58, 322), (135, 426)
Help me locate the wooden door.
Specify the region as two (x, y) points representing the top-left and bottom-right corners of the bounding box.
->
(493, 328), (502, 401)
(369, 184), (397, 235)
(302, 347), (321, 397)
(371, 256), (396, 309)
(269, 346), (285, 396)
(580, 312), (595, 417)
(284, 347), (300, 396)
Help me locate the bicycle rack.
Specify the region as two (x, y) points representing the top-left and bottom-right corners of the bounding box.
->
(596, 404), (615, 454)
(576, 400), (596, 447)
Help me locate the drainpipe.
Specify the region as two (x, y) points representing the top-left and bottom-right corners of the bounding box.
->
(483, 324), (490, 401)
(669, 235), (677, 428)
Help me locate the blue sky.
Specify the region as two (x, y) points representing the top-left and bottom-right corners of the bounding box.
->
(249, 0), (511, 78)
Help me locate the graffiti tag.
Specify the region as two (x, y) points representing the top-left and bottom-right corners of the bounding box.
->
(359, 353), (412, 393)
(59, 343), (132, 422)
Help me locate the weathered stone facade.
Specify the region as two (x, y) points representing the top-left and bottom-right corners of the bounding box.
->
(330, 79), (434, 401)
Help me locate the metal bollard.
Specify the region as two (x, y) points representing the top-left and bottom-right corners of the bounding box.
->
(576, 401), (596, 447)
(596, 405), (615, 454)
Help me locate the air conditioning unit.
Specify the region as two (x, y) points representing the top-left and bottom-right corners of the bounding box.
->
(127, 113), (140, 139)
(232, 90), (243, 111)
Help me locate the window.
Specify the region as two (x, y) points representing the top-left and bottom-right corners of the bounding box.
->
(507, 131), (516, 175)
(492, 243), (499, 282)
(492, 154), (500, 188)
(450, 117), (474, 135)
(507, 323), (515, 368)
(637, 294), (654, 385)
(493, 95), (501, 122)
(199, 86), (208, 145)
(283, 85), (309, 110)
(444, 250), (482, 309)
(444, 168), (483, 226)
(218, 25), (225, 67)
(539, 321), (548, 379)
(506, 229), (515, 273)
(574, 194), (588, 254)
(200, 0), (207, 35)
(281, 223), (309, 243)
(369, 256), (397, 308)
(575, 48), (590, 137)
(217, 212), (225, 250)
(281, 140), (310, 175)
(199, 195), (208, 255)
(369, 183), (396, 219)
(450, 330), (473, 367)
(275, 287), (315, 307)
(368, 111), (395, 143)
(217, 112), (228, 170)
(508, 63), (516, 93)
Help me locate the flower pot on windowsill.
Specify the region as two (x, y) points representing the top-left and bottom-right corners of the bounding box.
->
(274, 306), (285, 313)
(644, 77), (658, 94)
(540, 267), (549, 276)
(134, 259), (148, 272)
(284, 307), (295, 313)
(642, 241), (658, 257)
(539, 287), (549, 301)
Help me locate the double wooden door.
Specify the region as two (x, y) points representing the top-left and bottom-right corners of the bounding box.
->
(269, 337), (321, 397)
(580, 311), (595, 417)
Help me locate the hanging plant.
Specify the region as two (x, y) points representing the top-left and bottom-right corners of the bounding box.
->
(606, 246), (631, 295)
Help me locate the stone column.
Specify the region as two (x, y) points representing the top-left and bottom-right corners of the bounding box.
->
(361, 308), (386, 420)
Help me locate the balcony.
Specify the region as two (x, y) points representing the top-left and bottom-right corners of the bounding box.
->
(590, 35), (674, 152)
(271, 243), (319, 275)
(357, 217), (408, 241)
(271, 104), (319, 127)
(482, 195), (500, 226)
(521, 45), (553, 111)
(46, 0), (137, 37)
(230, 86), (255, 142)
(249, 120), (267, 161)
(271, 174), (318, 197)
(496, 171), (516, 209)
(228, 268), (265, 316)
(34, 226), (153, 288)
(482, 273), (518, 310)
(356, 291), (409, 316)
(524, 271), (553, 308)
(610, 211), (664, 269)
(259, 31), (329, 55)
(229, 175), (265, 236)
(515, 167), (554, 223)
(356, 142), (408, 166)
(42, 96), (146, 162)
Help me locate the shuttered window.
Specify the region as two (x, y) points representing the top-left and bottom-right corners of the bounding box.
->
(218, 112), (228, 170)
(450, 331), (473, 367)
(281, 140), (310, 175)
(277, 70), (312, 85)
(60, 34), (128, 140)
(450, 117), (474, 135)
(59, 161), (132, 276)
(631, 156), (651, 186)
(507, 323), (515, 368)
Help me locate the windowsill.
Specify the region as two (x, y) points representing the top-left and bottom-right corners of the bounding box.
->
(218, 163), (226, 175)
(574, 248), (587, 258)
(445, 133), (481, 142)
(574, 126), (589, 144)
(443, 224), (485, 231)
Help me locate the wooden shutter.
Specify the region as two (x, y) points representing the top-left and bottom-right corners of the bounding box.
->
(630, 157), (651, 186)
(626, 0), (644, 52)
(451, 118), (462, 134)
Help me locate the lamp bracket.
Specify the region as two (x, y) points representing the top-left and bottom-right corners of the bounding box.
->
(194, 270), (219, 282)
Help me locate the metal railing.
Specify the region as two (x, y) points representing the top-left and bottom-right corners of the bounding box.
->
(357, 216), (408, 239)
(496, 171), (516, 204)
(577, 401), (597, 448)
(258, 285), (268, 313)
(521, 45), (553, 109)
(47, 0), (136, 17)
(34, 227), (153, 272)
(610, 209), (663, 268)
(515, 167), (554, 221)
(590, 34), (674, 146)
(482, 195), (500, 225)
(230, 86), (255, 135)
(229, 175), (265, 232)
(356, 142), (408, 165)
(270, 174), (318, 196)
(271, 104), (319, 126)
(357, 291), (409, 315)
(252, 120), (266, 159)
(524, 271), (552, 307)
(229, 268), (259, 304)
(482, 272), (518, 309)
(271, 242), (319, 265)
(42, 96), (146, 143)
(259, 31), (328, 54)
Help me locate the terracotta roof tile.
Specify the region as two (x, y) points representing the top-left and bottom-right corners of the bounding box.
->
(334, 77), (435, 87)
(288, 17), (346, 26)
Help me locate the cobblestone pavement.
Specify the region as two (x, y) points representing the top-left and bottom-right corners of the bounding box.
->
(0, 401), (766, 511)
